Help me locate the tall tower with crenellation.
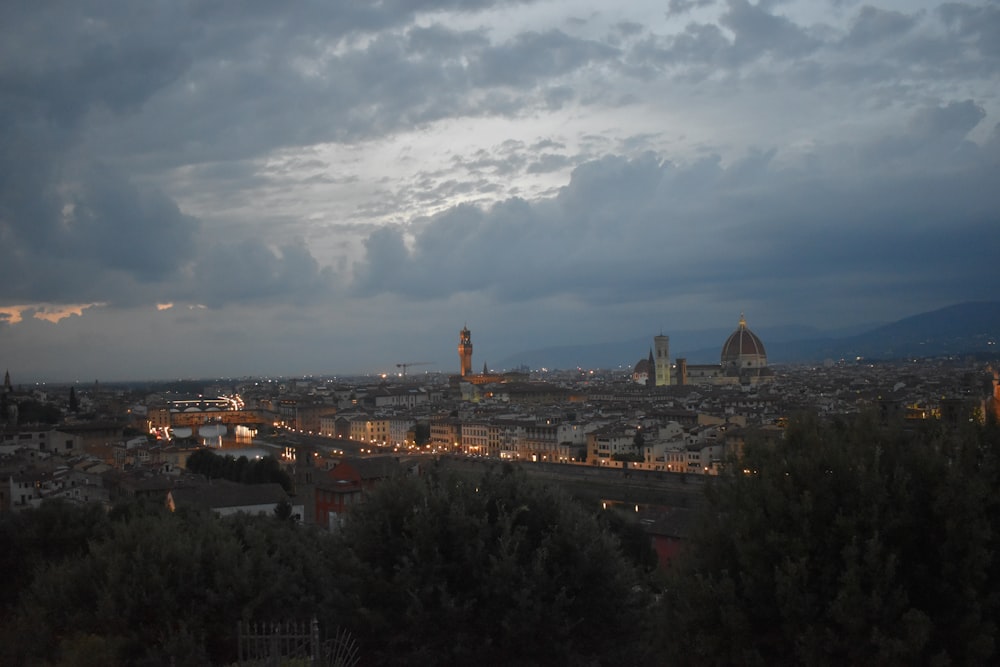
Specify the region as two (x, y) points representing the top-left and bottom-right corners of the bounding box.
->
(654, 334), (671, 386)
(458, 326), (473, 377)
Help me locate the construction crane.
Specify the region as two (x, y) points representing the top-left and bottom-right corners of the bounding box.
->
(396, 361), (433, 377)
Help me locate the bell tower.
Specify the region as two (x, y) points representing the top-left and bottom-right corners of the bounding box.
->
(654, 333), (671, 386)
(458, 326), (473, 377)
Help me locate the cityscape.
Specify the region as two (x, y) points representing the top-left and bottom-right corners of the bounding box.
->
(4, 314), (998, 520)
(3, 0), (1000, 664)
(4, 321), (1000, 665)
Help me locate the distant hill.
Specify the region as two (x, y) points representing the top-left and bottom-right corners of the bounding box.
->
(801, 301), (1000, 362)
(496, 302), (1000, 370)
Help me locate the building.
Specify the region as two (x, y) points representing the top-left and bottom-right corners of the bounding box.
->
(639, 314), (773, 387)
(633, 352), (654, 385)
(313, 456), (413, 530)
(587, 424), (638, 465)
(452, 325), (530, 392)
(429, 417), (462, 451)
(0, 427), (80, 456)
(166, 480), (299, 518)
(458, 326), (473, 377)
(720, 313), (770, 382)
(654, 334), (671, 386)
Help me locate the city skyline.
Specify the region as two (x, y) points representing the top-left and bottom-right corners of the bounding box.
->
(2, 1), (998, 382)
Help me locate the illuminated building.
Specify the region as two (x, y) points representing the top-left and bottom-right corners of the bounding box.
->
(721, 313), (769, 380)
(637, 313), (773, 387)
(458, 326), (473, 377)
(451, 325), (528, 393)
(654, 334), (671, 386)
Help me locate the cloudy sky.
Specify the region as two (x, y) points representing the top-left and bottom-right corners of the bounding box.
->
(1, 0), (998, 382)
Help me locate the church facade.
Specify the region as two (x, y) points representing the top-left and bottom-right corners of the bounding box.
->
(634, 314), (774, 387)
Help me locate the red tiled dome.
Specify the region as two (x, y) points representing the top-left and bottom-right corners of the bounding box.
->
(721, 314), (767, 364)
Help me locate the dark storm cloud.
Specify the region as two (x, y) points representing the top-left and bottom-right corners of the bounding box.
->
(0, 3), (192, 123)
(721, 0), (821, 60)
(627, 24), (732, 75)
(939, 2), (1000, 59)
(843, 6), (920, 48)
(0, 4), (191, 305)
(614, 22), (646, 38)
(473, 30), (620, 87)
(862, 100), (986, 167)
(627, 0), (825, 75)
(351, 101), (1000, 314)
(667, 0), (717, 17)
(2, 0), (996, 322)
(0, 0), (494, 307)
(406, 23), (491, 54)
(66, 168), (199, 281)
(190, 240), (335, 308)
(75, 13), (618, 179)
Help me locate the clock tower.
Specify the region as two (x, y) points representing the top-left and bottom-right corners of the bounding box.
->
(458, 326), (473, 377)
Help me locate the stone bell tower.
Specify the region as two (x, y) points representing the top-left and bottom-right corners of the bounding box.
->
(458, 326), (473, 377)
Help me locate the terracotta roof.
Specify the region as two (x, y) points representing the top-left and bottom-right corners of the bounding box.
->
(721, 314), (767, 361)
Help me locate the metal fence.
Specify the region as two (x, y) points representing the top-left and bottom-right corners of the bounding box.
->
(236, 618), (359, 667)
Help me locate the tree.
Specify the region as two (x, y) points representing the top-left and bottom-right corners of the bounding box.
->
(413, 421), (431, 446)
(0, 501), (111, 617)
(273, 498), (293, 520)
(340, 463), (652, 665)
(600, 508), (659, 573)
(1, 502), (353, 666)
(655, 412), (1000, 666)
(12, 398), (61, 425)
(185, 448), (292, 492)
(68, 386), (79, 413)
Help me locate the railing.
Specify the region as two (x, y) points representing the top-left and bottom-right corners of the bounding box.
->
(236, 617), (359, 667)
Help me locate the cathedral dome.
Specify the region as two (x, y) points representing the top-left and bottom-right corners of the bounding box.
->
(721, 314), (767, 375)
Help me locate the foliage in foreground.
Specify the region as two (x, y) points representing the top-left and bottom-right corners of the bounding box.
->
(0, 466), (650, 666)
(4, 413), (997, 666)
(657, 413), (1000, 666)
(341, 465), (650, 665)
(1, 501), (348, 666)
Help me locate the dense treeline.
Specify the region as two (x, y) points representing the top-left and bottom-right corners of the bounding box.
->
(1, 413), (997, 665)
(0, 465), (651, 666)
(185, 448), (293, 492)
(657, 412), (1000, 666)
(342, 466), (652, 665)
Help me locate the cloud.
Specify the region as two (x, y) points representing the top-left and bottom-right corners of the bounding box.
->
(667, 0), (717, 17)
(0, 303), (105, 325)
(843, 6), (920, 48)
(189, 239), (335, 308)
(350, 100), (1000, 323)
(938, 2), (1000, 59)
(721, 0), (822, 61)
(1, 1), (998, 380)
(0, 162), (200, 304)
(473, 30), (620, 87)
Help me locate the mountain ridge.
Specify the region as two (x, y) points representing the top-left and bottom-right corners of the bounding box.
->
(495, 302), (1000, 370)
